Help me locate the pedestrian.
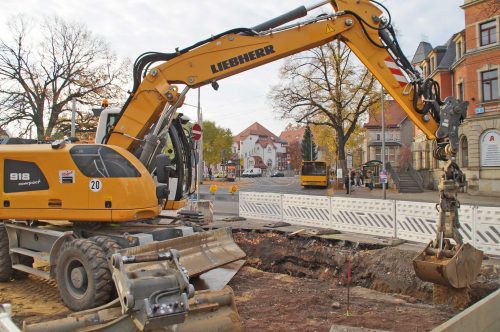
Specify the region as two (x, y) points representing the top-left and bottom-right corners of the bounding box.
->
(355, 171), (361, 187)
(368, 171), (374, 191)
(344, 174), (350, 194)
(208, 167), (212, 180)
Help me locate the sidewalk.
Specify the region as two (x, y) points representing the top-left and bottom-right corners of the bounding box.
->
(338, 186), (500, 207)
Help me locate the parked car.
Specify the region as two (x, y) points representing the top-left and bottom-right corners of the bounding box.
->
(242, 168), (262, 178)
(271, 171), (285, 177)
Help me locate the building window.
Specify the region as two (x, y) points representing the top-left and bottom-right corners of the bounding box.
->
(457, 82), (464, 101)
(267, 159), (272, 167)
(456, 40), (463, 59)
(480, 20), (497, 46)
(268, 147), (272, 153)
(376, 133), (381, 141)
(481, 69), (498, 102)
(461, 136), (469, 168)
(430, 57), (434, 73)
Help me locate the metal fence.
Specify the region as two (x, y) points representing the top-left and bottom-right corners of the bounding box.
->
(239, 192), (500, 256)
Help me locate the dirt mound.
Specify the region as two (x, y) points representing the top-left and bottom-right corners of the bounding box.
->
(233, 230), (499, 307)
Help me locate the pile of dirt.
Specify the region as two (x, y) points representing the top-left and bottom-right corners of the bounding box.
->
(233, 230), (499, 307)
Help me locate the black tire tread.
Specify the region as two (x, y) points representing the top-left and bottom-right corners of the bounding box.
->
(0, 224), (14, 282)
(88, 236), (122, 258)
(56, 239), (112, 310)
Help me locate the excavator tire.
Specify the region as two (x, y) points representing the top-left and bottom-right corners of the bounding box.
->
(56, 238), (112, 311)
(0, 224), (14, 282)
(88, 236), (122, 258)
(88, 236), (122, 299)
(0, 224), (33, 281)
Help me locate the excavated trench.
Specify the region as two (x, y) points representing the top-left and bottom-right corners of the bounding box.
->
(232, 230), (499, 308)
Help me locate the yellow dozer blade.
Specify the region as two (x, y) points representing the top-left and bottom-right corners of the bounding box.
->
(413, 243), (483, 288)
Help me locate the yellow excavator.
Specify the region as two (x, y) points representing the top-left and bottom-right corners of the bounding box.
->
(0, 0), (483, 331)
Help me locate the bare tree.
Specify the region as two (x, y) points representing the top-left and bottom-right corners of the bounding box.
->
(269, 41), (379, 171)
(0, 15), (129, 139)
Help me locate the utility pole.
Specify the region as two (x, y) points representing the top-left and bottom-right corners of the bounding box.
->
(197, 88), (203, 186)
(381, 86), (387, 200)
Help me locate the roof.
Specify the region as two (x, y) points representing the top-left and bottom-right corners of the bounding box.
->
(364, 100), (407, 129)
(279, 125), (306, 144)
(412, 34), (459, 71)
(437, 36), (457, 70)
(233, 122), (283, 143)
(411, 42), (433, 64)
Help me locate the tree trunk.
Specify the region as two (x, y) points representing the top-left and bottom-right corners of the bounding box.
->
(337, 132), (347, 173)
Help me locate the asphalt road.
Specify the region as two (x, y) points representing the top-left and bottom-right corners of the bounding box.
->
(198, 175), (500, 210)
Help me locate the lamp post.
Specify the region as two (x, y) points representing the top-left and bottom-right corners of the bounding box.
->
(381, 86), (387, 200)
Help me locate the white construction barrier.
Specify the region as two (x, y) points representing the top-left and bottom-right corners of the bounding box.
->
(238, 192), (282, 221)
(239, 192), (500, 256)
(331, 197), (395, 238)
(475, 206), (500, 256)
(396, 201), (475, 245)
(283, 194), (331, 228)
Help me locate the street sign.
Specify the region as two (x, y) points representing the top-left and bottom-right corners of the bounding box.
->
(379, 169), (387, 184)
(347, 155), (353, 169)
(192, 123), (202, 141)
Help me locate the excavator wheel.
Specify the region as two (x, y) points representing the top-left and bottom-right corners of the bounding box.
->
(88, 236), (122, 298)
(88, 236), (122, 259)
(0, 224), (14, 282)
(56, 238), (112, 311)
(0, 223), (33, 281)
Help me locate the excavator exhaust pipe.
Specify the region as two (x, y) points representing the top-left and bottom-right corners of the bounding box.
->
(413, 242), (483, 289)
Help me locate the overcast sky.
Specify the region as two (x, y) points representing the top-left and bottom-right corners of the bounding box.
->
(0, 0), (465, 136)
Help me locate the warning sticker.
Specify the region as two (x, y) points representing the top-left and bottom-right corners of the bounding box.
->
(326, 24), (335, 34)
(59, 170), (75, 184)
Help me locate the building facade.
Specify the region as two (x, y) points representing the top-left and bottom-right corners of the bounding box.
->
(279, 124), (306, 171)
(363, 100), (414, 169)
(411, 0), (500, 195)
(232, 122), (287, 173)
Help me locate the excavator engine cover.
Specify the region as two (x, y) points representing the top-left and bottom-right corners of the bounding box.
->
(413, 243), (483, 288)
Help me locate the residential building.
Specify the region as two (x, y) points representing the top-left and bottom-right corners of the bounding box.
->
(411, 0), (500, 195)
(279, 124), (306, 171)
(232, 122), (287, 173)
(363, 100), (414, 168)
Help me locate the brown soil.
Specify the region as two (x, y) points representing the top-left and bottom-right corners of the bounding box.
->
(1, 230), (498, 331)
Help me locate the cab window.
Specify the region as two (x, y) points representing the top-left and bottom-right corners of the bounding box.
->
(70, 145), (141, 178)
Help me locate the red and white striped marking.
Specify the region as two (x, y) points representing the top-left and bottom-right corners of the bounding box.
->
(384, 57), (407, 88)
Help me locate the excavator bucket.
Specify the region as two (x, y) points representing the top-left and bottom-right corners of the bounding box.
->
(119, 227), (246, 278)
(413, 243), (483, 288)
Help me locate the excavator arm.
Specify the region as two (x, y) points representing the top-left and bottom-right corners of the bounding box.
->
(106, 0), (441, 160)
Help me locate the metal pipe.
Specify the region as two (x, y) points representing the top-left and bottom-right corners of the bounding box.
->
(252, 6), (308, 32)
(251, 1), (330, 32)
(306, 0), (329, 11)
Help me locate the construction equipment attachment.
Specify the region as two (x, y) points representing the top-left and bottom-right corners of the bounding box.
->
(118, 227), (246, 278)
(413, 102), (483, 288)
(413, 242), (483, 288)
(23, 286), (242, 332)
